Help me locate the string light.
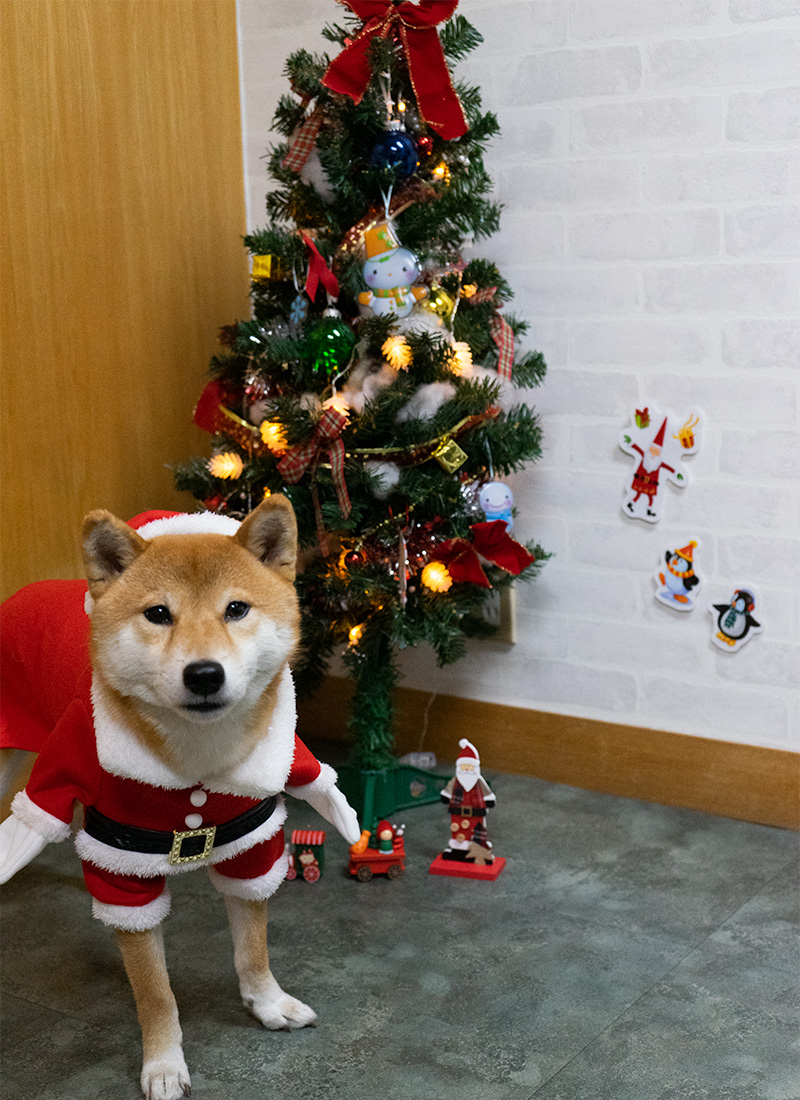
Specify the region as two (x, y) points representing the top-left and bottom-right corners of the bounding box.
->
(461, 283), (478, 298)
(348, 623), (364, 646)
(432, 161), (451, 184)
(323, 393), (351, 417)
(382, 334), (413, 369)
(259, 420), (288, 454)
(449, 342), (473, 376)
(421, 561), (453, 593)
(208, 452), (244, 479)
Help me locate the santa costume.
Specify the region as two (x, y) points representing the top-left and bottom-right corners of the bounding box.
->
(0, 511), (357, 931)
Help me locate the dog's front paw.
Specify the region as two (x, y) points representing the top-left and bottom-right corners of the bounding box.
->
(245, 989), (318, 1031)
(141, 1052), (192, 1100)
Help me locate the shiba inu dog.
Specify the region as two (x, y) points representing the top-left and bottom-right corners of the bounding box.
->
(0, 495), (360, 1100)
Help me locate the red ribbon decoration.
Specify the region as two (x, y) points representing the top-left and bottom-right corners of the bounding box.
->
(277, 407), (351, 518)
(303, 234), (340, 301)
(434, 520), (536, 588)
(322, 1), (468, 141)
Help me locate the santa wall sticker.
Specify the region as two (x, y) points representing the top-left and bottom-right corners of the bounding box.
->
(620, 406), (703, 523)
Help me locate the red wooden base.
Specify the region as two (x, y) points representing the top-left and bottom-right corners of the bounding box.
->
(429, 855), (506, 880)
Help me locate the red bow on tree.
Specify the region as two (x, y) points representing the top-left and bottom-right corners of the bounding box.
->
(278, 407), (351, 518)
(435, 520), (536, 588)
(322, 1), (468, 141)
(303, 234), (340, 302)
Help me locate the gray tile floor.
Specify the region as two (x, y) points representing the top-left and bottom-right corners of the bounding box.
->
(1, 760), (798, 1100)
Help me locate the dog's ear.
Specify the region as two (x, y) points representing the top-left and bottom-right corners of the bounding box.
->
(236, 494), (297, 582)
(82, 511), (148, 597)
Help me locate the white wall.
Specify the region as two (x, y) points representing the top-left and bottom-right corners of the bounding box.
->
(236, 0), (800, 753)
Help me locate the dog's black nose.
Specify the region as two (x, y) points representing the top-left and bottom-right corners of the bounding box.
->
(183, 661), (225, 697)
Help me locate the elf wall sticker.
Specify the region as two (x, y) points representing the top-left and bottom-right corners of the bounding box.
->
(620, 407), (702, 523)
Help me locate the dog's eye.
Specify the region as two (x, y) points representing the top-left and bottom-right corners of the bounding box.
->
(225, 601), (250, 622)
(143, 605), (172, 625)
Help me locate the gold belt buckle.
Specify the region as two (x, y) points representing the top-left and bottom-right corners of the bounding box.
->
(461, 806), (472, 817)
(169, 825), (216, 865)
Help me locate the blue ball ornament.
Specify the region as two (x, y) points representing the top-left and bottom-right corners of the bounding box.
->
(370, 130), (419, 178)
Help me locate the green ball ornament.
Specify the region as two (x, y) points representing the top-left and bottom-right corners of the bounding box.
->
(307, 310), (356, 377)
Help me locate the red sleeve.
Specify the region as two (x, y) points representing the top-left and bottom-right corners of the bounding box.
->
(1, 580), (92, 752)
(286, 735), (322, 788)
(25, 699), (103, 825)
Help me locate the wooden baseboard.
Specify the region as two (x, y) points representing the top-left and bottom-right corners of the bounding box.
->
(298, 678), (800, 831)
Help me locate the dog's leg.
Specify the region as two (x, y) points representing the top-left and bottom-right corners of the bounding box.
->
(224, 896), (318, 1030)
(116, 926), (192, 1100)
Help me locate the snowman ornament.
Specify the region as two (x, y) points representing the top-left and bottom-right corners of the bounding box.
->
(358, 221), (428, 319)
(479, 481), (514, 531)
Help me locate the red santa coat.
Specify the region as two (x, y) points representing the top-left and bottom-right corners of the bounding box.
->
(442, 777), (495, 846)
(1, 578), (331, 931)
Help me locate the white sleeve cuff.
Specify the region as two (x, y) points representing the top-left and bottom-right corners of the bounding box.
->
(11, 790), (72, 842)
(285, 761), (338, 800)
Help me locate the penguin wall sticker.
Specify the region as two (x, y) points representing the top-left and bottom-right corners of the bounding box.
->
(620, 406), (703, 523)
(654, 540), (702, 610)
(710, 587), (764, 652)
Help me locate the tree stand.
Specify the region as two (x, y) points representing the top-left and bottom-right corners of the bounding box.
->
(339, 635), (448, 828)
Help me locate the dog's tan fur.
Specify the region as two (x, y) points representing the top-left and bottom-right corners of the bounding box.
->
(4, 497), (321, 1100)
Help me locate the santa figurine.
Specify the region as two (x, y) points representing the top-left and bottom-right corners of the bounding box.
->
(428, 739), (505, 881)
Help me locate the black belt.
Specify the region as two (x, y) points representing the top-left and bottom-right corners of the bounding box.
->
(449, 804), (486, 818)
(84, 795), (278, 866)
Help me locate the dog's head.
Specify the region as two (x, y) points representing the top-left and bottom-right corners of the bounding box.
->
(81, 496), (299, 725)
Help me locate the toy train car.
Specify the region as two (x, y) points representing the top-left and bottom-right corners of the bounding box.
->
(348, 826), (406, 882)
(286, 829), (325, 882)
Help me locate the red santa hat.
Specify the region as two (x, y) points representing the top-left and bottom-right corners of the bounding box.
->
(126, 511), (242, 540)
(652, 418), (668, 447)
(457, 739), (479, 764)
(376, 820), (393, 836)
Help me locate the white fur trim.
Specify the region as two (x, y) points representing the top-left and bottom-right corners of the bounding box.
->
(212, 666), (297, 797)
(11, 791), (71, 842)
(207, 850), (289, 901)
(91, 679), (187, 789)
(136, 512), (241, 540)
(74, 799), (287, 879)
(285, 762), (338, 800)
(92, 665), (297, 796)
(92, 888), (172, 931)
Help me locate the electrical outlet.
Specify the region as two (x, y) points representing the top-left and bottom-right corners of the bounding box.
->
(481, 585), (517, 644)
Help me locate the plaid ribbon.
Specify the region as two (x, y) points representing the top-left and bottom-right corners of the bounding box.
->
(282, 103), (325, 172)
(490, 314), (514, 381)
(277, 407), (351, 518)
(471, 285), (498, 304)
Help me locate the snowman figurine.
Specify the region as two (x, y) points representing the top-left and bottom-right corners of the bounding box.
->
(479, 481), (514, 531)
(358, 222), (428, 319)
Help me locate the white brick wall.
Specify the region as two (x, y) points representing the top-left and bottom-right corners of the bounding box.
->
(236, 0), (800, 753)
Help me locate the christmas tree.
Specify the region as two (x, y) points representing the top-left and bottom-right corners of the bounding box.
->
(176, 0), (547, 798)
